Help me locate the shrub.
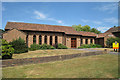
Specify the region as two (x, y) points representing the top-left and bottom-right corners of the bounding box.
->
(78, 44), (102, 49)
(57, 44), (68, 49)
(9, 37), (28, 54)
(2, 39), (14, 59)
(40, 44), (55, 49)
(106, 37), (120, 48)
(29, 44), (55, 51)
(29, 44), (41, 51)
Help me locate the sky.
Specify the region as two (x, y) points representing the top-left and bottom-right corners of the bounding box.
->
(2, 2), (118, 33)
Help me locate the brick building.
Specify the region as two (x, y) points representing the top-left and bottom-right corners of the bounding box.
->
(3, 22), (119, 48)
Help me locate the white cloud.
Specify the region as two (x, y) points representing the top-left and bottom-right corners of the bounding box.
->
(103, 17), (118, 24)
(34, 10), (63, 24)
(81, 19), (89, 23)
(97, 26), (111, 32)
(95, 3), (118, 13)
(8, 20), (24, 22)
(34, 11), (46, 19)
(81, 19), (102, 25)
(57, 20), (62, 24)
(93, 21), (102, 25)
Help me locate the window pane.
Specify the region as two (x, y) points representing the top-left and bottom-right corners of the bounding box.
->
(39, 35), (42, 45)
(86, 39), (88, 44)
(44, 35), (47, 44)
(55, 36), (58, 44)
(33, 35), (36, 44)
(50, 36), (52, 45)
(90, 39), (93, 44)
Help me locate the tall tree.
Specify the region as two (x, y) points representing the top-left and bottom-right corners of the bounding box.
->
(72, 24), (101, 34)
(91, 28), (101, 34)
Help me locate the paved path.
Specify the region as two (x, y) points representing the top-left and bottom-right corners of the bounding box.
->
(72, 48), (120, 55)
(109, 52), (120, 55)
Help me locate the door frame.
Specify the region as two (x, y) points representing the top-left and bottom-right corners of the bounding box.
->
(71, 38), (76, 48)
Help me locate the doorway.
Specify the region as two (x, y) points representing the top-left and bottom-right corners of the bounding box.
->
(71, 38), (76, 48)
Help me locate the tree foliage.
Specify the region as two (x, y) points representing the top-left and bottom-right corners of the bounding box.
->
(9, 37), (28, 54)
(2, 39), (14, 59)
(72, 24), (101, 34)
(106, 37), (120, 48)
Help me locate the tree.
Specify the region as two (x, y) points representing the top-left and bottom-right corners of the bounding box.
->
(106, 37), (120, 48)
(82, 25), (91, 32)
(72, 24), (101, 34)
(91, 28), (101, 34)
(72, 24), (82, 31)
(2, 39), (14, 59)
(9, 37), (28, 54)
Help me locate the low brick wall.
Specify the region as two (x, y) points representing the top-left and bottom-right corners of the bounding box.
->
(2, 51), (107, 67)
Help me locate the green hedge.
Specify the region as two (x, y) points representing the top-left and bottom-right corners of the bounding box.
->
(2, 39), (14, 59)
(29, 44), (55, 51)
(9, 37), (28, 54)
(57, 44), (68, 49)
(78, 44), (102, 49)
(29, 44), (41, 51)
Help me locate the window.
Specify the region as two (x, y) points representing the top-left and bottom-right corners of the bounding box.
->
(50, 36), (52, 45)
(85, 39), (88, 44)
(90, 39), (93, 44)
(81, 39), (83, 45)
(33, 35), (36, 44)
(44, 35), (47, 44)
(55, 36), (58, 44)
(26, 35), (28, 46)
(39, 35), (42, 45)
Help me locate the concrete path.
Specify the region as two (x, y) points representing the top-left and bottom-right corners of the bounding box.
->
(109, 52), (120, 55)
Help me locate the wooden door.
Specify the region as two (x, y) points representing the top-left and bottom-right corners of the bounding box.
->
(71, 38), (76, 48)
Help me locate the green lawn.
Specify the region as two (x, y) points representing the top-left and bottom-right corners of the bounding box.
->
(3, 54), (118, 78)
(13, 49), (90, 59)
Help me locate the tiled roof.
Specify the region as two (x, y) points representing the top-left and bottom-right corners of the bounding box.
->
(97, 27), (120, 38)
(97, 33), (108, 38)
(78, 31), (97, 37)
(105, 27), (120, 33)
(5, 22), (97, 37)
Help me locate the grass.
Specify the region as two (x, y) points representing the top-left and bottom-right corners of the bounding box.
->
(3, 54), (118, 78)
(12, 49), (90, 59)
(12, 48), (113, 59)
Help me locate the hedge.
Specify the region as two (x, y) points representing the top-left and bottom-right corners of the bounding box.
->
(9, 37), (28, 54)
(78, 44), (102, 49)
(29, 44), (55, 51)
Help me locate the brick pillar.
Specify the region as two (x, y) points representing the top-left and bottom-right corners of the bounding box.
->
(28, 35), (33, 47)
(36, 35), (39, 44)
(83, 39), (85, 44)
(77, 38), (80, 48)
(88, 39), (90, 44)
(47, 36), (50, 45)
(93, 39), (95, 44)
(66, 37), (71, 48)
(42, 35), (44, 44)
(58, 36), (62, 44)
(52, 36), (55, 45)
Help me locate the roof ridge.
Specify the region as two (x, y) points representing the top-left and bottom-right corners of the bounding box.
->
(7, 22), (72, 28)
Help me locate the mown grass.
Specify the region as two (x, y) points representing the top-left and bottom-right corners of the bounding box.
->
(12, 48), (113, 59)
(3, 54), (118, 78)
(12, 49), (90, 59)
